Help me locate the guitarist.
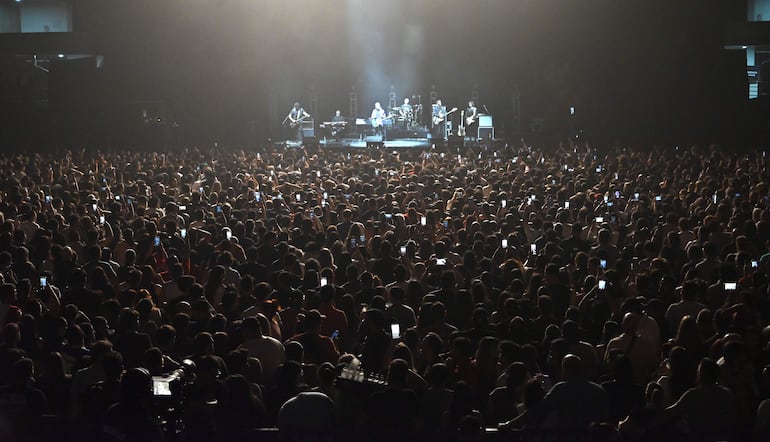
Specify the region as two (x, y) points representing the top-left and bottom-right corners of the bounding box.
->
(431, 100), (457, 141)
(286, 102), (311, 141)
(464, 100), (478, 140)
(431, 100), (447, 140)
(370, 102), (388, 140)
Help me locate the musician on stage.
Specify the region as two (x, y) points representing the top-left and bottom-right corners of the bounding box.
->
(398, 98), (413, 129)
(431, 99), (447, 140)
(332, 110), (346, 123)
(329, 110), (347, 140)
(464, 100), (479, 140)
(371, 102), (388, 140)
(399, 98), (412, 119)
(286, 102), (311, 141)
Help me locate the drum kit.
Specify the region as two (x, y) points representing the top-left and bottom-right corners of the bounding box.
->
(390, 103), (423, 130)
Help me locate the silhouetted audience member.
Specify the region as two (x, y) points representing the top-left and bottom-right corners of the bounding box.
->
(102, 368), (163, 442)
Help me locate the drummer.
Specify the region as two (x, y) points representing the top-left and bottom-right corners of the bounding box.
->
(399, 97), (413, 128)
(399, 98), (412, 120)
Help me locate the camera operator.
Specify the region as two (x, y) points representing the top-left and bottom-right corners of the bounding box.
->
(102, 368), (163, 442)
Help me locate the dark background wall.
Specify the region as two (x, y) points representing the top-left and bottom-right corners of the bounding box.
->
(0, 0), (761, 150)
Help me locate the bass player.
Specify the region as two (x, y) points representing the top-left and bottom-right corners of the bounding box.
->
(464, 100), (478, 140)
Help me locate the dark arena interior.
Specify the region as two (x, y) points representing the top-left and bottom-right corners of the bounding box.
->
(1, 1), (770, 441)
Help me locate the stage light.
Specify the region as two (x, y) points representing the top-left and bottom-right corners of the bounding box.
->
(57, 54), (64, 58)
(742, 46), (748, 49)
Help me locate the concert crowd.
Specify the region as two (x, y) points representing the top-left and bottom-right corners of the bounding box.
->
(0, 142), (768, 442)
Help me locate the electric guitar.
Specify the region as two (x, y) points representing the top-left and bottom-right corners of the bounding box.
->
(432, 107), (458, 126)
(371, 113), (386, 128)
(458, 111), (466, 137)
(289, 115), (308, 128)
(466, 112), (477, 126)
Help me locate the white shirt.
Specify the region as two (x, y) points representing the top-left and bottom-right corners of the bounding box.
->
(238, 336), (285, 384)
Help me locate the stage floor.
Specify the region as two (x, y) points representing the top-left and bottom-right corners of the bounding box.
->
(322, 137), (433, 149)
(281, 137), (437, 150)
(280, 137), (494, 150)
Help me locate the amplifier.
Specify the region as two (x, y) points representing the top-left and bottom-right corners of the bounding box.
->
(301, 119), (315, 137)
(478, 115), (493, 127)
(478, 127), (494, 140)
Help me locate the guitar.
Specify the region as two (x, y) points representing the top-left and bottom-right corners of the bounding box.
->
(458, 111), (466, 137)
(432, 107), (458, 126)
(289, 115), (308, 128)
(371, 109), (393, 128)
(466, 113), (477, 126)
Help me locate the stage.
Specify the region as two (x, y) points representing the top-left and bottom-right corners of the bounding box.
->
(278, 136), (498, 151)
(319, 124), (434, 149)
(321, 137), (433, 149)
(279, 123), (495, 150)
(275, 110), (500, 151)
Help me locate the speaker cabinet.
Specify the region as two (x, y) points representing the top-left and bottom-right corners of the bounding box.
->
(478, 127), (494, 140)
(301, 119), (315, 137)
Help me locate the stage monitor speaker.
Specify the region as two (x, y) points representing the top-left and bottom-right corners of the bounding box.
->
(430, 139), (446, 152)
(478, 127), (494, 140)
(478, 115), (493, 127)
(447, 135), (464, 149)
(365, 134), (384, 148)
(301, 119), (315, 137)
